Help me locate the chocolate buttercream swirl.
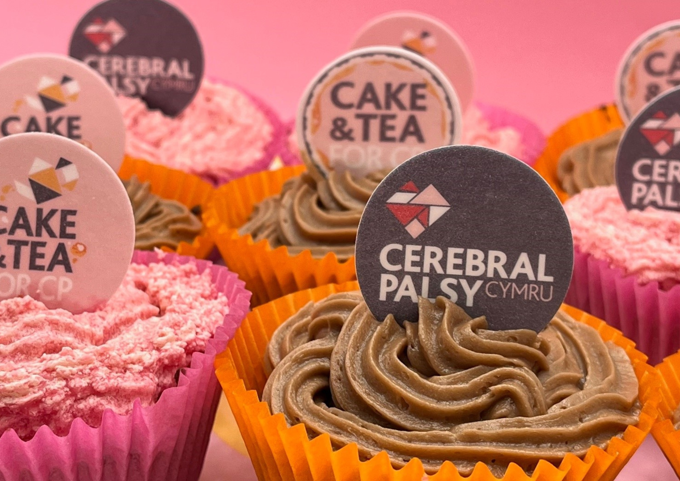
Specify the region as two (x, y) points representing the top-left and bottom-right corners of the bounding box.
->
(124, 176), (203, 250)
(239, 170), (387, 262)
(263, 292), (640, 476)
(557, 128), (622, 196)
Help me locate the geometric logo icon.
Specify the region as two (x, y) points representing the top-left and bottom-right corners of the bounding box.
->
(386, 181), (450, 238)
(401, 29), (437, 56)
(83, 18), (127, 53)
(640, 110), (680, 156)
(15, 157), (79, 204)
(21, 75), (81, 114)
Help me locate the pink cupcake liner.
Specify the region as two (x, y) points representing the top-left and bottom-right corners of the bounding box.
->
(207, 77), (287, 186)
(0, 251), (251, 481)
(565, 247), (680, 365)
(279, 102), (546, 169)
(476, 102), (546, 166)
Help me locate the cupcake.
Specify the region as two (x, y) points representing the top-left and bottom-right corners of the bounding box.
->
(563, 185), (680, 364)
(118, 156), (216, 259)
(535, 104), (624, 203)
(652, 350), (680, 477)
(208, 113), (544, 305)
(118, 79), (285, 185)
(0, 251), (250, 480)
(215, 282), (660, 481)
(282, 102), (543, 168)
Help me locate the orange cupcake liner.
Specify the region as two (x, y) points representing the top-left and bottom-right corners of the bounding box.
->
(118, 156), (215, 259)
(534, 104), (624, 203)
(214, 282), (662, 481)
(651, 352), (680, 477)
(204, 166), (357, 306)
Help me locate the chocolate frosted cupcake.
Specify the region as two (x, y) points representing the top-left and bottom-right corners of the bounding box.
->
(264, 292), (639, 475)
(238, 169), (387, 262)
(125, 175), (203, 251)
(556, 128), (622, 196)
(119, 156), (215, 259)
(215, 282), (660, 481)
(535, 104), (624, 203)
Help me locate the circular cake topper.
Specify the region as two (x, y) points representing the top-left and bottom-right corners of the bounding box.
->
(69, 0), (204, 117)
(355, 145), (573, 332)
(350, 11), (475, 112)
(0, 133), (135, 314)
(616, 85), (680, 212)
(0, 54), (125, 171)
(296, 46), (462, 179)
(616, 20), (680, 124)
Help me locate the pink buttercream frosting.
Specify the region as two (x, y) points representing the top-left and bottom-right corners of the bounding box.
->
(461, 104), (524, 159)
(564, 185), (680, 288)
(0, 260), (229, 440)
(286, 104), (524, 159)
(119, 79), (274, 180)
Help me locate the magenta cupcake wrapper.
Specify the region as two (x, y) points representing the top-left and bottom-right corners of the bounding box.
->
(0, 251), (251, 481)
(565, 247), (680, 365)
(279, 102), (546, 168)
(476, 102), (546, 166)
(207, 77), (287, 186)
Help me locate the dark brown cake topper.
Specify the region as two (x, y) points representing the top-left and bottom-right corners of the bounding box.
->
(355, 145), (574, 331)
(69, 0), (204, 117)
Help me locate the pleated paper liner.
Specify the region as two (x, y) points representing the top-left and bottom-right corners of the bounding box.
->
(204, 166), (357, 306)
(118, 156), (216, 259)
(533, 104), (624, 203)
(652, 352), (680, 477)
(214, 281), (662, 481)
(566, 247), (680, 366)
(0, 251), (251, 481)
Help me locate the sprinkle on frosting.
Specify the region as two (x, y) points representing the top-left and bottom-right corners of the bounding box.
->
(263, 292), (639, 476)
(564, 185), (680, 288)
(119, 80), (274, 181)
(0, 261), (229, 440)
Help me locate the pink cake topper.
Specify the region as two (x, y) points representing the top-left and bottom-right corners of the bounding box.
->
(0, 54), (126, 171)
(0, 133), (134, 313)
(296, 46), (462, 179)
(616, 20), (680, 123)
(351, 12), (475, 112)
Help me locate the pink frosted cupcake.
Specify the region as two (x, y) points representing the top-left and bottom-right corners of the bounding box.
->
(281, 102), (544, 167)
(119, 79), (285, 185)
(563, 185), (680, 364)
(0, 251), (250, 481)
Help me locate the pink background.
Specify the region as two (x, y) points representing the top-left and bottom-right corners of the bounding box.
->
(3, 2), (680, 479)
(2, 0), (680, 133)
